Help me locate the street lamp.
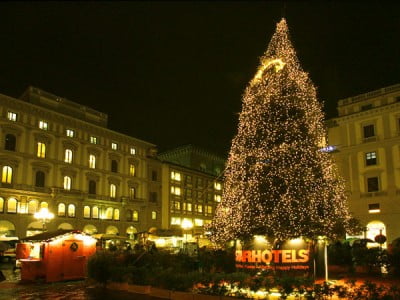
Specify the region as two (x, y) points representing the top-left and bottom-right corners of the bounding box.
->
(181, 219), (193, 243)
(34, 208), (54, 232)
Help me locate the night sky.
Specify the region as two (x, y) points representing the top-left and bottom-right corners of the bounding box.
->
(0, 2), (399, 157)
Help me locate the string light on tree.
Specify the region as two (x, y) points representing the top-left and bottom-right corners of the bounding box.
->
(211, 18), (352, 244)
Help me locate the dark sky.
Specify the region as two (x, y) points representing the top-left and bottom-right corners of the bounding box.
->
(0, 2), (399, 157)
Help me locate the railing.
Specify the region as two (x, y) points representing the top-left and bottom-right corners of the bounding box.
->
(339, 83), (400, 106)
(360, 191), (387, 198)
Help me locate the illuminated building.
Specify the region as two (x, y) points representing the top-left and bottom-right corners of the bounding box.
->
(327, 83), (400, 243)
(158, 145), (225, 240)
(0, 86), (161, 238)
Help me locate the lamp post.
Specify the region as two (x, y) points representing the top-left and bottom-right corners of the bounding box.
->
(34, 207), (54, 232)
(181, 219), (193, 245)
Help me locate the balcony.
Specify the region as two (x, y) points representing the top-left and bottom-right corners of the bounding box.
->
(360, 191), (387, 198)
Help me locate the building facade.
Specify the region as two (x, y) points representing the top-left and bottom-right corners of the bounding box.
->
(159, 145), (225, 240)
(0, 87), (162, 238)
(327, 83), (400, 243)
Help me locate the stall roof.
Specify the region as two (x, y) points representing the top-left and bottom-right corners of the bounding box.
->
(20, 230), (83, 242)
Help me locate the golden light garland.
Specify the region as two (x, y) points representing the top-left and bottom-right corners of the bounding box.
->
(211, 18), (351, 244)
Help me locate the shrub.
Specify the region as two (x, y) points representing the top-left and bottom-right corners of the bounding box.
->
(87, 251), (116, 285)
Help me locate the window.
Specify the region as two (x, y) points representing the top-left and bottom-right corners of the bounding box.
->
(185, 203), (192, 212)
(172, 201), (181, 211)
(363, 124), (375, 139)
(114, 209), (120, 221)
(58, 203), (66, 217)
(171, 217), (181, 225)
(0, 198), (3, 213)
(214, 182), (222, 190)
(40, 202), (48, 209)
(130, 147), (136, 155)
(171, 171), (181, 181)
(195, 219), (203, 227)
(83, 206), (91, 218)
(39, 120), (48, 130)
(171, 186), (181, 196)
(89, 154), (96, 169)
(111, 160), (118, 172)
(5, 134), (16, 151)
(35, 171), (45, 187)
(68, 204), (75, 217)
(149, 192), (157, 202)
(111, 142), (118, 150)
(7, 197), (17, 213)
(361, 104), (373, 111)
(368, 203), (380, 214)
(37, 142), (46, 158)
(90, 136), (97, 144)
(66, 129), (75, 138)
(7, 111), (17, 122)
(105, 207), (113, 220)
(129, 187), (135, 199)
(110, 184), (116, 198)
(1, 166), (12, 184)
(88, 180), (96, 195)
(133, 210), (139, 222)
(205, 205), (212, 215)
(367, 177), (379, 192)
(129, 164), (136, 176)
(28, 200), (38, 214)
(366, 152), (377, 166)
(64, 176), (72, 190)
(126, 209), (133, 222)
(92, 206), (99, 219)
(151, 211), (157, 220)
(64, 149), (73, 163)
(196, 204), (203, 213)
(151, 170), (157, 181)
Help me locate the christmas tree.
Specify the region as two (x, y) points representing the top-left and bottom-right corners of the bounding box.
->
(211, 18), (351, 244)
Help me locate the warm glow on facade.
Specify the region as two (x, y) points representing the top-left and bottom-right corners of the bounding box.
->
(1, 166), (12, 184)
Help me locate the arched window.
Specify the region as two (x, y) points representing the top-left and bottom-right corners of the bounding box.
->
(7, 197), (17, 213)
(64, 149), (73, 163)
(68, 204), (75, 217)
(58, 203), (66, 217)
(126, 209), (133, 222)
(92, 206), (99, 219)
(105, 207), (113, 220)
(0, 197), (4, 212)
(64, 176), (71, 190)
(129, 164), (135, 176)
(111, 160), (118, 173)
(129, 187), (135, 200)
(110, 184), (116, 198)
(35, 171), (45, 187)
(88, 180), (96, 195)
(133, 210), (139, 222)
(5, 134), (16, 151)
(83, 206), (91, 218)
(89, 154), (96, 169)
(1, 166), (12, 184)
(113, 209), (120, 221)
(28, 200), (38, 214)
(40, 202), (48, 209)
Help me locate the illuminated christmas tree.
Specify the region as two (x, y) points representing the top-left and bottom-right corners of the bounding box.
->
(211, 19), (351, 244)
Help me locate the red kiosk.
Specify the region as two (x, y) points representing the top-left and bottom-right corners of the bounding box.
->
(16, 229), (97, 282)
